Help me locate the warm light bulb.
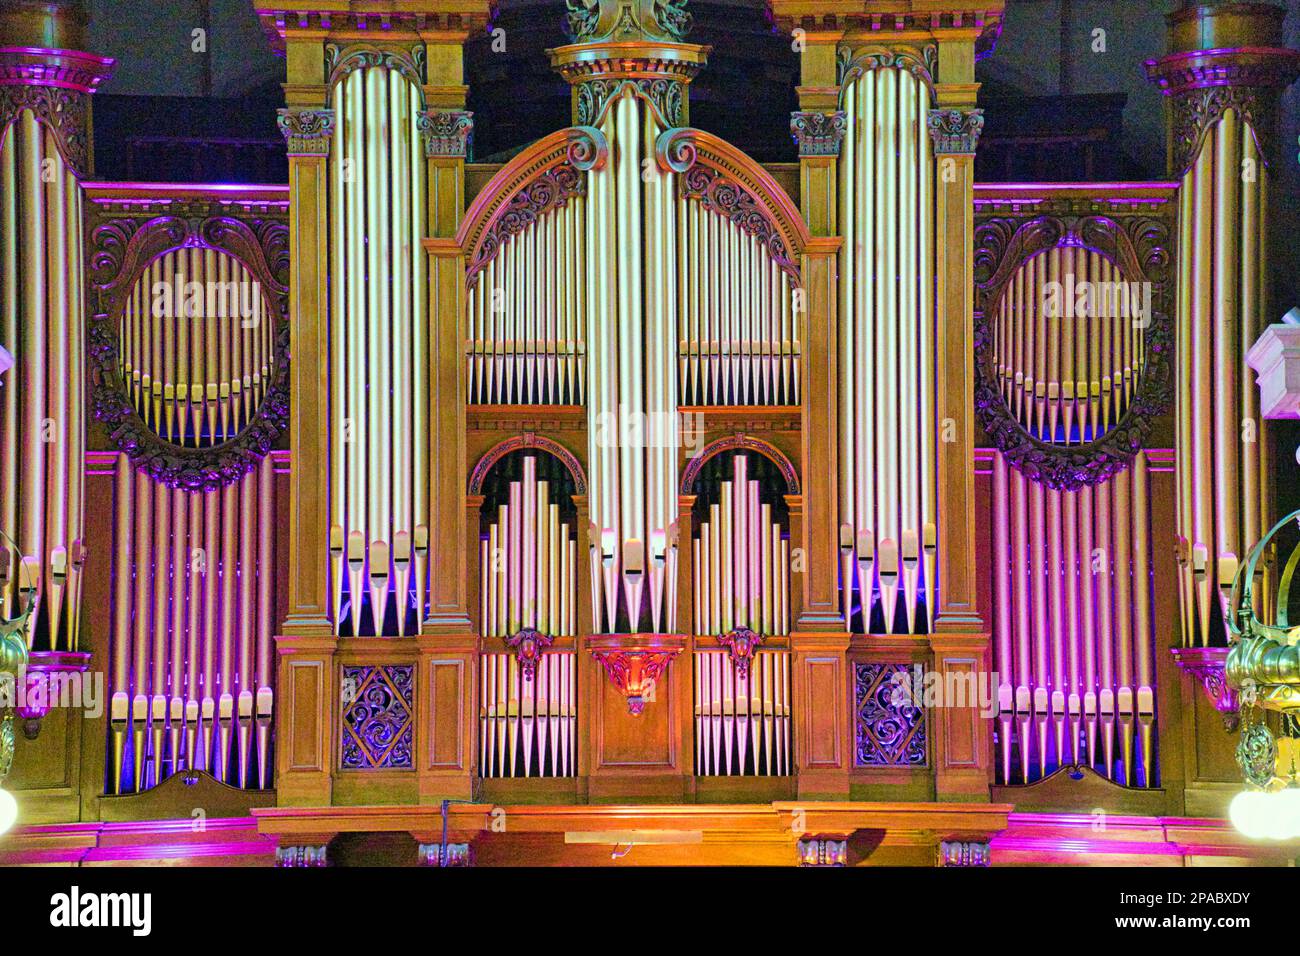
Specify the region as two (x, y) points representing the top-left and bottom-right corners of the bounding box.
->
(1230, 790), (1267, 840)
(0, 786), (17, 836)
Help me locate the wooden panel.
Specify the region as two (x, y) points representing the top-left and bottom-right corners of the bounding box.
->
(427, 659), (466, 770)
(287, 660), (325, 771)
(597, 670), (674, 768)
(803, 656), (843, 768)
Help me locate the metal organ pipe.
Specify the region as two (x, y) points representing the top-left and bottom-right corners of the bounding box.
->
(1174, 108), (1265, 648)
(991, 451), (1157, 788)
(116, 247), (275, 447)
(328, 66), (429, 636)
(837, 65), (935, 635)
(0, 112), (86, 650)
(478, 454), (578, 777)
(107, 454), (277, 793)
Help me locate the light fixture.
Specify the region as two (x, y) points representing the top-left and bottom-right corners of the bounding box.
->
(0, 786), (15, 836)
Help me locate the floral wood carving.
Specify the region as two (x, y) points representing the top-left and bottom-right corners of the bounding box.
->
(469, 433), (588, 495)
(790, 111), (847, 157)
(973, 212), (1173, 489)
(0, 86), (90, 177)
(325, 41), (426, 88)
(679, 433), (800, 495)
(576, 77), (685, 129)
(1170, 646), (1239, 731)
(505, 628), (554, 681)
(87, 214), (290, 491)
(680, 163), (799, 280)
(418, 109), (473, 158)
(837, 44), (938, 97)
(592, 648), (679, 715)
(465, 164), (587, 288)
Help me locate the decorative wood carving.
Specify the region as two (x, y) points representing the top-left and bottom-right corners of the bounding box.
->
(972, 205), (1174, 489)
(504, 628), (555, 681)
(418, 109), (473, 158)
(789, 110), (847, 157)
(717, 627), (763, 678)
(1170, 646), (1239, 731)
(277, 108), (335, 156)
(679, 433), (800, 495)
(591, 648), (679, 715)
(468, 432), (588, 495)
(0, 85), (90, 176)
(928, 108), (985, 155)
(837, 44), (937, 96)
(324, 41), (426, 88)
(86, 206), (291, 491)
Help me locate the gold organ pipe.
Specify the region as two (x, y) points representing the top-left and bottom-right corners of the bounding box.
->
(1192, 144), (1214, 647)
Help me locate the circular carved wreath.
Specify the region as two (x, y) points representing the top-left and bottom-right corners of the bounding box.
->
(87, 214), (290, 492)
(973, 214), (1173, 490)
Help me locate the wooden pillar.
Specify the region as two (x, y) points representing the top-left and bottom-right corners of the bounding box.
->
(791, 34), (844, 632)
(422, 96), (473, 634)
(931, 71), (984, 634)
(278, 97), (334, 637)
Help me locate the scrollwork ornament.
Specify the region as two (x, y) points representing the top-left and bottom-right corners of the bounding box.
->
(927, 108), (985, 155)
(277, 108), (334, 156)
(566, 125), (609, 171)
(838, 44), (938, 97)
(325, 42), (425, 88)
(680, 164), (798, 279)
(655, 126), (697, 173)
(576, 77), (684, 129)
(467, 165), (587, 287)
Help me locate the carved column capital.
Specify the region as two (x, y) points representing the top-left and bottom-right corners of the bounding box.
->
(790, 110), (847, 157)
(276, 108), (335, 156)
(927, 108), (985, 155)
(939, 841), (990, 867)
(418, 109), (473, 159)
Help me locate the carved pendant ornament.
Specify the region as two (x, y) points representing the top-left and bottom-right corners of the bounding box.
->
(87, 213), (291, 491)
(973, 212), (1173, 489)
(592, 648), (679, 715)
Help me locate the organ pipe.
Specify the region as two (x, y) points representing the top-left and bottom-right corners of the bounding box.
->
(479, 651), (576, 778)
(328, 66), (429, 636)
(107, 454), (277, 793)
(992, 451), (1157, 787)
(837, 65), (936, 635)
(991, 247), (1144, 444)
(0, 111), (86, 650)
(117, 248), (275, 446)
(478, 455), (578, 639)
(693, 650), (790, 776)
(690, 454), (791, 637)
(1175, 108), (1266, 649)
(676, 202), (800, 405)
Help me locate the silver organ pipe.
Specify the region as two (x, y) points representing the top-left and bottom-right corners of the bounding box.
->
(992, 451), (1157, 788)
(107, 453), (277, 793)
(479, 651), (576, 778)
(466, 201), (587, 405)
(584, 89), (679, 635)
(328, 66), (429, 636)
(478, 455), (578, 639)
(117, 248), (274, 446)
(690, 454), (791, 637)
(693, 650), (791, 776)
(676, 201), (801, 406)
(837, 64), (937, 636)
(0, 110), (87, 649)
(991, 247), (1144, 444)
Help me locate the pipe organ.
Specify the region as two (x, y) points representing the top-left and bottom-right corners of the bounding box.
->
(694, 650), (790, 776)
(677, 203), (801, 407)
(8, 0), (1300, 870)
(108, 453), (278, 793)
(991, 451), (1157, 788)
(836, 51), (938, 637)
(326, 58), (430, 639)
(118, 248), (277, 447)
